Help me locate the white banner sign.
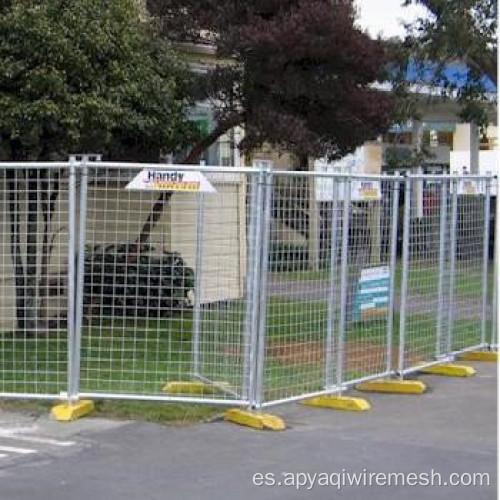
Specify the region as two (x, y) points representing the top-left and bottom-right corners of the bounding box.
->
(455, 179), (485, 196)
(450, 150), (498, 196)
(314, 148), (381, 202)
(350, 180), (382, 202)
(316, 178), (381, 202)
(126, 169), (216, 193)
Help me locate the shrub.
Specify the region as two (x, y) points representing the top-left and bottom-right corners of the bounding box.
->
(83, 244), (195, 319)
(269, 243), (310, 272)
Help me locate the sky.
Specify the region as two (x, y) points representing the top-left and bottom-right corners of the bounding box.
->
(355, 0), (429, 39)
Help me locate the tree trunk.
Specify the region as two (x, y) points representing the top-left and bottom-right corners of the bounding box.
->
(38, 169), (60, 322)
(25, 168), (39, 331)
(136, 116), (242, 246)
(6, 169), (26, 330)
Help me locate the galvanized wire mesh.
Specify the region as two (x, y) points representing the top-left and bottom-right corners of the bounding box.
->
(0, 163), (494, 406)
(450, 179), (490, 353)
(78, 165), (253, 404)
(260, 172), (330, 405)
(400, 178), (452, 371)
(400, 176), (492, 372)
(259, 174), (401, 406)
(341, 178), (397, 386)
(0, 166), (69, 398)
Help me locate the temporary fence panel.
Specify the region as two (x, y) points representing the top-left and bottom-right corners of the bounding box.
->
(399, 177), (451, 373)
(399, 175), (492, 374)
(0, 162), (494, 408)
(449, 178), (491, 354)
(260, 171), (331, 406)
(0, 165), (71, 399)
(76, 164), (254, 405)
(259, 173), (401, 407)
(341, 177), (399, 388)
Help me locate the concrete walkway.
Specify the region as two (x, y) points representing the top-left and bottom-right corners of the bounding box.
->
(0, 362), (497, 500)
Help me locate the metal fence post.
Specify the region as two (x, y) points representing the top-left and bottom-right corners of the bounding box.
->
(480, 179), (492, 346)
(386, 175), (400, 374)
(445, 177), (459, 355)
(398, 176), (412, 376)
(67, 159), (78, 402)
(493, 275), (498, 349)
(493, 181), (499, 349)
(254, 166), (273, 409)
(435, 179), (449, 359)
(192, 191), (206, 377)
(242, 173), (259, 401)
(336, 177), (351, 389)
(247, 167), (266, 408)
(325, 179), (339, 389)
(69, 161), (89, 402)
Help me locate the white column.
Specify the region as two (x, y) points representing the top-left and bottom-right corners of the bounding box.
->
(233, 126), (243, 168)
(469, 122), (480, 174)
(412, 119), (423, 152)
(412, 120), (424, 218)
(453, 123), (480, 173)
(308, 163), (320, 272)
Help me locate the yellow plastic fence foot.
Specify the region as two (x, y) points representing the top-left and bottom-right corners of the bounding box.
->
(224, 409), (286, 431)
(163, 381), (230, 395)
(418, 363), (476, 377)
(458, 351), (499, 362)
(303, 395), (371, 412)
(356, 379), (426, 394)
(51, 400), (95, 422)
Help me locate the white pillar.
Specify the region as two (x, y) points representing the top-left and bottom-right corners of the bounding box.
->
(453, 123), (480, 173)
(412, 119), (423, 152)
(411, 120), (424, 218)
(233, 126), (243, 168)
(308, 165), (320, 272)
(469, 122), (480, 174)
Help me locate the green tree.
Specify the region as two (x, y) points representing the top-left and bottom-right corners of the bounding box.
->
(0, 0), (196, 331)
(403, 0), (497, 126)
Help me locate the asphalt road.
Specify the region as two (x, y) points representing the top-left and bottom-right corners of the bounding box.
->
(268, 278), (491, 319)
(0, 362), (497, 500)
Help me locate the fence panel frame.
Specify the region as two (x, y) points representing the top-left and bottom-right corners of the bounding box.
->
(0, 163), (73, 401)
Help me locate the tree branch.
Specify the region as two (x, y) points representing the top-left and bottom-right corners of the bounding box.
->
(136, 113), (243, 248)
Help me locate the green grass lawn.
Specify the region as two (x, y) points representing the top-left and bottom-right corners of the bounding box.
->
(0, 297), (489, 416)
(0, 398), (221, 425)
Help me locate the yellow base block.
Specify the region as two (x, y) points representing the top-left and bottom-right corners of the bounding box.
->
(163, 381), (230, 395)
(419, 363), (476, 377)
(303, 395), (371, 411)
(224, 409), (286, 431)
(356, 379), (426, 394)
(51, 400), (95, 422)
(458, 351), (499, 362)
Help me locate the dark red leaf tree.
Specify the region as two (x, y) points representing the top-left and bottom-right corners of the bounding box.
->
(141, 0), (395, 242)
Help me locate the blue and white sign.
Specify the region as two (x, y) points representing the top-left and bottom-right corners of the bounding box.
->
(354, 266), (390, 321)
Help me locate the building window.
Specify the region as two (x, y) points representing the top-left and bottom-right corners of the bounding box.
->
(423, 130), (453, 148)
(382, 132), (413, 145)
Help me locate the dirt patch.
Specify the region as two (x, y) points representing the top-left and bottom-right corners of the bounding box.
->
(221, 341), (425, 372)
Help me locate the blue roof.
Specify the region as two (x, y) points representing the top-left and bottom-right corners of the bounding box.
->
(404, 61), (497, 93)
